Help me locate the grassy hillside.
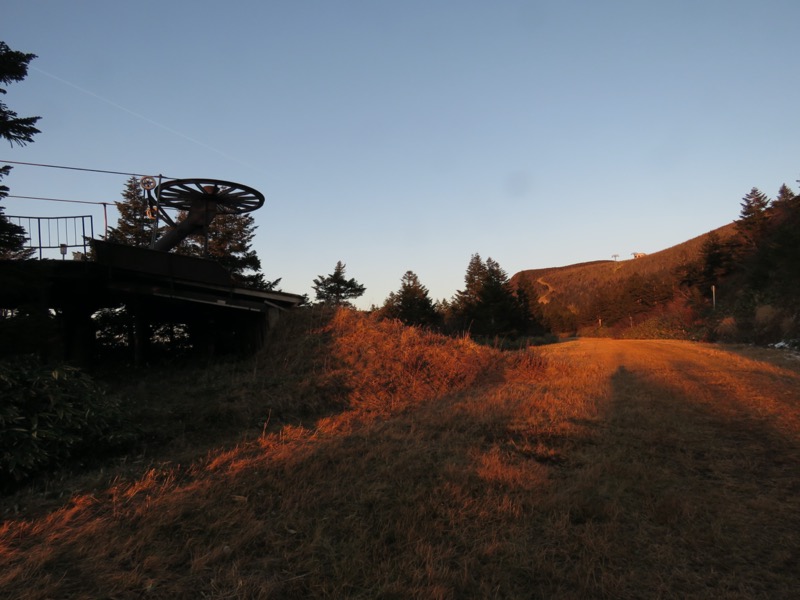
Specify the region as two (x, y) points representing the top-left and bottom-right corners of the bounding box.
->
(511, 223), (740, 338)
(513, 223), (737, 305)
(2, 308), (800, 598)
(514, 184), (800, 345)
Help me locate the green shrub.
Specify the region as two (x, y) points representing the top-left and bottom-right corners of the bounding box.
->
(0, 357), (131, 484)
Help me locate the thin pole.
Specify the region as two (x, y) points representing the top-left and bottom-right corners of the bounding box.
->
(150, 175), (163, 249)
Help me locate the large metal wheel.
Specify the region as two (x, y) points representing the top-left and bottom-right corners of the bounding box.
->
(154, 178), (265, 214)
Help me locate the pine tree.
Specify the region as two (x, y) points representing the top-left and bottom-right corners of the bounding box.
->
(450, 254), (532, 336)
(514, 276), (547, 335)
(105, 176), (161, 247)
(381, 271), (440, 327)
(774, 183), (795, 206)
(450, 253), (485, 332)
(0, 42), (40, 146)
(0, 41), (40, 259)
(700, 231), (731, 289)
(753, 182), (800, 309)
(312, 261), (366, 306)
(176, 212), (276, 290)
(771, 183), (798, 225)
(0, 206), (33, 259)
(453, 253), (487, 311)
(473, 258), (530, 335)
(736, 187), (770, 249)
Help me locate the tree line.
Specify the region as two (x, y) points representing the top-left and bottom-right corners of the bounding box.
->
(681, 183), (800, 342)
(312, 254), (548, 339)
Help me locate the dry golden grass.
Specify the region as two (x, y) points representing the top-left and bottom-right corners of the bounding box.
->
(1, 310), (799, 598)
(513, 223), (738, 298)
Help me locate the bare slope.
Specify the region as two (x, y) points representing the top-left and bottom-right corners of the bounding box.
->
(2, 310), (800, 598)
(511, 223), (737, 306)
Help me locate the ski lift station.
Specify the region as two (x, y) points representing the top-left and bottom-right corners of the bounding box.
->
(0, 177), (304, 364)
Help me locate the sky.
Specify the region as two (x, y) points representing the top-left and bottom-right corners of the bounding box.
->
(3, 1), (799, 308)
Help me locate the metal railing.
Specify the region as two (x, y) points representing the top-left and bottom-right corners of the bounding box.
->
(6, 215), (94, 259)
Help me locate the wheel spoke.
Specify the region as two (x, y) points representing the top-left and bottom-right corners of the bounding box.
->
(224, 190), (254, 200)
(177, 183), (199, 195)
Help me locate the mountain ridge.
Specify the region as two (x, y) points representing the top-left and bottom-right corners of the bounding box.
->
(509, 222), (745, 338)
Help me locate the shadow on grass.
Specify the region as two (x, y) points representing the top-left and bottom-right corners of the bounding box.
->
(566, 364), (800, 599)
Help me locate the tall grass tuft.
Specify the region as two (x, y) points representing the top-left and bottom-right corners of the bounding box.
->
(319, 309), (507, 413)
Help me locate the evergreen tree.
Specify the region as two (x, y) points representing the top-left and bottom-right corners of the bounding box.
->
(679, 229), (738, 307)
(176, 212), (276, 290)
(453, 253), (487, 312)
(473, 258), (520, 334)
(514, 277), (547, 335)
(312, 261), (366, 306)
(105, 176), (161, 247)
(735, 187), (776, 293)
(752, 182), (800, 310)
(699, 231), (731, 290)
(774, 183), (795, 207)
(0, 42), (40, 146)
(0, 41), (40, 259)
(736, 187), (770, 249)
(0, 209), (33, 259)
(434, 298), (451, 320)
(450, 254), (533, 336)
(381, 271), (440, 327)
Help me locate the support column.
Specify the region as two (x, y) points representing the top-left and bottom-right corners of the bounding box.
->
(61, 304), (96, 366)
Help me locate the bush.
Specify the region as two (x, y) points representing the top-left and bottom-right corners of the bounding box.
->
(0, 306), (60, 361)
(0, 357), (131, 484)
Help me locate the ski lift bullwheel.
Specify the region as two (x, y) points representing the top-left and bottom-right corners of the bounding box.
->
(148, 178), (266, 252)
(155, 178), (265, 215)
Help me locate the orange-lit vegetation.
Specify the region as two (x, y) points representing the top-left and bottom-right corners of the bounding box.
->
(511, 224), (742, 338)
(2, 309), (800, 598)
(513, 181), (800, 344)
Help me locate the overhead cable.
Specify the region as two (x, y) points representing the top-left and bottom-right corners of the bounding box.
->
(6, 194), (113, 206)
(0, 159), (172, 179)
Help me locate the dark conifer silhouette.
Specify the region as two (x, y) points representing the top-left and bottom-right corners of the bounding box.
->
(176, 211), (277, 290)
(450, 254), (535, 336)
(312, 261), (366, 306)
(105, 177), (163, 247)
(381, 271), (440, 327)
(736, 187), (770, 250)
(0, 41), (40, 259)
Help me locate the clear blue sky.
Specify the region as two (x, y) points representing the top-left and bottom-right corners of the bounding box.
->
(3, 1), (799, 307)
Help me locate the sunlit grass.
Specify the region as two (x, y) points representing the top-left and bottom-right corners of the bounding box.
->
(1, 310), (799, 598)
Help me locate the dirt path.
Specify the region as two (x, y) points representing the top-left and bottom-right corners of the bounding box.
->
(535, 277), (555, 303)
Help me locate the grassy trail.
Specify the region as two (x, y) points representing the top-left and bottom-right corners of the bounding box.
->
(536, 339), (800, 598)
(2, 327), (799, 599)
